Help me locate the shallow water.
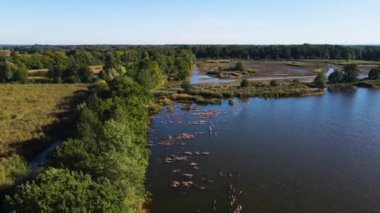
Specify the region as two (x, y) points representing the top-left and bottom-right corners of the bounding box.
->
(146, 88), (380, 213)
(190, 70), (235, 84)
(190, 67), (329, 85)
(191, 67), (367, 85)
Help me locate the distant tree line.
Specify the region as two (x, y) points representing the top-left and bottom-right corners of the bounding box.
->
(190, 44), (380, 60)
(0, 46), (196, 84)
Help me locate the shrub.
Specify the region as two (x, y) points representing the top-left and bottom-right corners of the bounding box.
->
(328, 70), (344, 83)
(181, 79), (193, 92)
(0, 155), (27, 188)
(314, 73), (327, 88)
(234, 61), (244, 71)
(343, 63), (359, 82)
(240, 79), (251, 88)
(270, 80), (279, 87)
(369, 67), (380, 80)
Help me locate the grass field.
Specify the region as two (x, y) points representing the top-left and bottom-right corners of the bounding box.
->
(0, 84), (87, 158)
(0, 84), (87, 190)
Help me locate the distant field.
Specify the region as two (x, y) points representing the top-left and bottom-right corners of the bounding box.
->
(198, 59), (380, 79)
(0, 84), (87, 159)
(198, 60), (324, 78)
(28, 69), (49, 81)
(0, 50), (11, 57)
(27, 65), (103, 82)
(90, 65), (103, 74)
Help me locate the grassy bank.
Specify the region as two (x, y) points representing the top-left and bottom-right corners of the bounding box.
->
(0, 84), (87, 195)
(155, 79), (324, 105)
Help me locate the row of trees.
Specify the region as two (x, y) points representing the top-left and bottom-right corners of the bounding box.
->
(314, 64), (380, 87)
(327, 64), (360, 84)
(190, 45), (380, 60)
(0, 47), (196, 83)
(5, 76), (152, 212)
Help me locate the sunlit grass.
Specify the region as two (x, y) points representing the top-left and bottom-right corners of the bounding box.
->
(0, 84), (87, 156)
(0, 84), (87, 188)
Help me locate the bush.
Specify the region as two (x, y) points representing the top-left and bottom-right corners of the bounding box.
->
(343, 63), (359, 82)
(291, 79), (301, 87)
(240, 79), (251, 88)
(328, 70), (344, 84)
(270, 80), (279, 87)
(234, 61), (244, 71)
(369, 67), (380, 80)
(181, 79), (193, 92)
(0, 155), (27, 188)
(314, 73), (327, 88)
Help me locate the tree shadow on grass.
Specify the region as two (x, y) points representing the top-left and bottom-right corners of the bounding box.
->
(0, 88), (89, 209)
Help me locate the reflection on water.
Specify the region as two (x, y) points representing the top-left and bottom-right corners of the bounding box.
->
(146, 88), (380, 213)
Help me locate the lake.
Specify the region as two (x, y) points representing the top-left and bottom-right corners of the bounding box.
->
(146, 88), (380, 213)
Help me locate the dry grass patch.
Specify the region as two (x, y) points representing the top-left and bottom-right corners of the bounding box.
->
(0, 84), (87, 158)
(90, 65), (103, 74)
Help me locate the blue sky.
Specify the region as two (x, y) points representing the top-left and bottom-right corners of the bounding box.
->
(0, 0), (379, 44)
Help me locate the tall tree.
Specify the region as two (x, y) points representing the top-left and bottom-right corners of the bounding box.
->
(342, 64), (359, 82)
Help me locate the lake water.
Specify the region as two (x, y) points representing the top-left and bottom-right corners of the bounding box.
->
(146, 88), (380, 213)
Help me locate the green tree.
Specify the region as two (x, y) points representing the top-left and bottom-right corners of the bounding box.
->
(104, 51), (117, 70)
(368, 67), (380, 80)
(135, 59), (164, 89)
(328, 70), (344, 84)
(48, 63), (66, 83)
(77, 65), (93, 83)
(5, 168), (124, 213)
(342, 63), (359, 82)
(314, 73), (327, 88)
(175, 57), (192, 80)
(0, 60), (28, 83)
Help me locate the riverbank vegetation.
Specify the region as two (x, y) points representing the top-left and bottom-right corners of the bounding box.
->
(155, 79), (324, 105)
(3, 80), (152, 212)
(326, 64), (380, 88)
